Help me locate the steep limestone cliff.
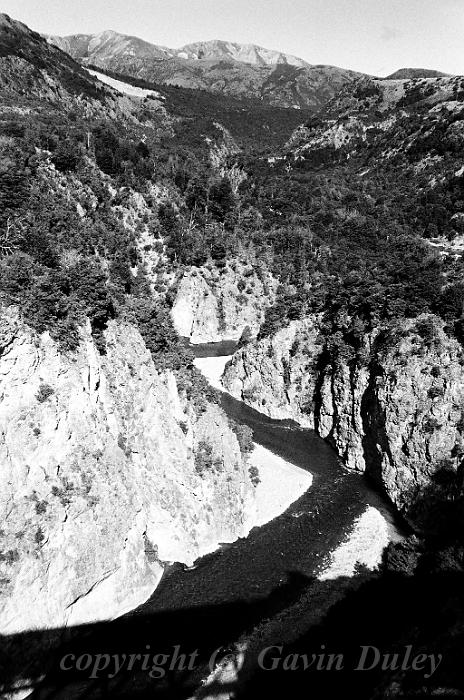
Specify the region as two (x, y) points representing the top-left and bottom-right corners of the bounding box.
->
(171, 261), (277, 343)
(223, 314), (464, 524)
(222, 317), (321, 424)
(0, 307), (255, 636)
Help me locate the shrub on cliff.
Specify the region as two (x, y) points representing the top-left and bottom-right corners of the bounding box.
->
(22, 271), (80, 351)
(194, 440), (214, 475)
(131, 297), (192, 372)
(249, 464), (260, 487)
(0, 252), (36, 298)
(93, 124), (153, 180)
(0, 149), (35, 224)
(36, 383), (54, 403)
(51, 139), (83, 173)
(208, 177), (235, 223)
(70, 261), (115, 353)
(415, 316), (439, 345)
(230, 421), (254, 456)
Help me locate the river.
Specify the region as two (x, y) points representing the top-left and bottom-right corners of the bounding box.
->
(137, 342), (403, 632)
(28, 342), (405, 699)
(130, 341), (404, 696)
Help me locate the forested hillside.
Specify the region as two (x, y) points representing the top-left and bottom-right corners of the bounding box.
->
(0, 12), (309, 375)
(2, 8), (464, 399)
(2, 10), (464, 405)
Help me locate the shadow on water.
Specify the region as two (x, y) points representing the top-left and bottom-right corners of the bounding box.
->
(2, 567), (463, 699)
(0, 341), (411, 698)
(138, 390), (400, 616)
(0, 573), (313, 699)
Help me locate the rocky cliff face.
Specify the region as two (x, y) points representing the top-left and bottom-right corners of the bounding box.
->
(223, 314), (464, 524)
(0, 308), (255, 636)
(222, 318), (321, 423)
(171, 262), (277, 343)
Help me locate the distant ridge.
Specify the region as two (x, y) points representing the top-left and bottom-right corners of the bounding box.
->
(384, 68), (450, 80)
(46, 30), (364, 110)
(47, 32), (310, 68)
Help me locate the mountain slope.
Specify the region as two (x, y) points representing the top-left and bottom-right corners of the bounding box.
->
(286, 73), (464, 166)
(0, 11), (315, 159)
(48, 32), (310, 67)
(46, 30), (364, 109)
(176, 39), (309, 67)
(50, 29), (172, 61)
(0, 13), (105, 103)
(0, 11), (171, 134)
(385, 68), (450, 80)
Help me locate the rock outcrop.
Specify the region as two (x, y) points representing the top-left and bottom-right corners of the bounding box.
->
(0, 307), (255, 636)
(222, 317), (321, 424)
(223, 314), (464, 523)
(171, 262), (277, 344)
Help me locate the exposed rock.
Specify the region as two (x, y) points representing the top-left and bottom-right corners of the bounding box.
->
(0, 307), (254, 635)
(358, 319), (464, 518)
(193, 355), (313, 527)
(223, 317), (321, 423)
(171, 262), (277, 344)
(285, 74), (464, 167)
(223, 314), (464, 524)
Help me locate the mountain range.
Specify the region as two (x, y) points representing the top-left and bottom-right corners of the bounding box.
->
(0, 13), (318, 154)
(49, 32), (309, 68)
(46, 30), (363, 110)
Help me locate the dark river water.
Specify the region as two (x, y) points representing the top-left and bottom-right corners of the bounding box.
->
(140, 342), (402, 616)
(27, 342), (404, 699)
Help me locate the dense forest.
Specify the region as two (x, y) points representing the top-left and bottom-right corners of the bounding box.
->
(1, 14), (463, 374)
(1, 65), (464, 397)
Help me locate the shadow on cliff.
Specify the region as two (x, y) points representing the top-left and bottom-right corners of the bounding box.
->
(0, 570), (313, 699)
(231, 568), (464, 700)
(2, 565), (464, 699)
(233, 478), (464, 700)
(2, 482), (464, 700)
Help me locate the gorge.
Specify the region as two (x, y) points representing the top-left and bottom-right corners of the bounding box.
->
(0, 10), (464, 699)
(1, 337), (403, 698)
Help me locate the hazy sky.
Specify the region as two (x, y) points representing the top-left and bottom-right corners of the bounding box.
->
(3, 0), (464, 76)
